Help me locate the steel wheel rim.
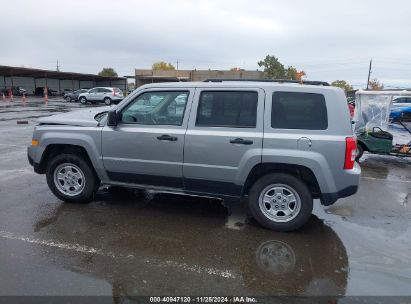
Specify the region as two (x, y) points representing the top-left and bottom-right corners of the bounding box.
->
(65, 97), (71, 102)
(258, 183), (301, 223)
(104, 98), (111, 105)
(53, 163), (86, 196)
(80, 98), (86, 104)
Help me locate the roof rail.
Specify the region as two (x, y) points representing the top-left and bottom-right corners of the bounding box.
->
(203, 78), (330, 86)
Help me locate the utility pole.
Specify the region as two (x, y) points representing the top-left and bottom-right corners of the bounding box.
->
(366, 58), (372, 90)
(56, 59), (60, 72)
(176, 59), (179, 70)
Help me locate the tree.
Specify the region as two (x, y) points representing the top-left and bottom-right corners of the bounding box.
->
(258, 55), (286, 79)
(258, 55), (305, 80)
(331, 80), (353, 93)
(368, 78), (384, 90)
(152, 61), (176, 70)
(285, 66), (306, 81)
(98, 68), (118, 77)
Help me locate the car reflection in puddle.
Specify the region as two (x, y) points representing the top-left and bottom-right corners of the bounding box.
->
(32, 188), (348, 297)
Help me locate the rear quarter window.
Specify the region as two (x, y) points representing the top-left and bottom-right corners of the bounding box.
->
(271, 92), (328, 130)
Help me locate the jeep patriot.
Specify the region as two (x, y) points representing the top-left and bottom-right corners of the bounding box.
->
(28, 80), (360, 231)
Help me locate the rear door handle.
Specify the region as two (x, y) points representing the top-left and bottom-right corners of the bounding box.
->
(229, 138), (253, 145)
(157, 134), (178, 141)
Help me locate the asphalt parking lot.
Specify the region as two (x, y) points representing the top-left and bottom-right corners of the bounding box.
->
(0, 97), (410, 297)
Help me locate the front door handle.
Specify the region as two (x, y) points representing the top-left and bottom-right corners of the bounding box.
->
(157, 134), (178, 141)
(229, 138), (253, 145)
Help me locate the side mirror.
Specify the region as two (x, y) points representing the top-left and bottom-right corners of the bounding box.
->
(107, 110), (118, 126)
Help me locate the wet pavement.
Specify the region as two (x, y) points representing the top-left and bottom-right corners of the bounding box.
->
(0, 98), (410, 298)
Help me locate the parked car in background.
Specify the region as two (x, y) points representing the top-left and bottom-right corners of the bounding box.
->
(78, 87), (124, 105)
(63, 89), (88, 102)
(33, 87), (57, 96)
(392, 96), (411, 108)
(61, 89), (73, 96)
(1, 86), (27, 96)
(390, 105), (411, 121)
(389, 96), (411, 121)
(347, 100), (355, 118)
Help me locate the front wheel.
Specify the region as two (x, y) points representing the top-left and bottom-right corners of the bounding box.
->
(65, 96), (71, 102)
(79, 97), (87, 104)
(46, 153), (99, 203)
(248, 173), (313, 232)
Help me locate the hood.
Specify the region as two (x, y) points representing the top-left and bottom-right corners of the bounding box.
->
(37, 106), (113, 127)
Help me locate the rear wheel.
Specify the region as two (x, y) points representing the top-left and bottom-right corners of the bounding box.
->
(104, 97), (112, 105)
(249, 173), (313, 232)
(46, 153), (99, 203)
(65, 96), (71, 102)
(79, 97), (87, 104)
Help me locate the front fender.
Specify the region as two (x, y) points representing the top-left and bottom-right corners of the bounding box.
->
(37, 128), (107, 180)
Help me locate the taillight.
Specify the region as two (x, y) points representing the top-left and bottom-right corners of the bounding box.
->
(344, 137), (357, 169)
(113, 88), (116, 96)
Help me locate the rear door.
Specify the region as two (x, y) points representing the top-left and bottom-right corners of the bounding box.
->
(183, 88), (264, 197)
(97, 88), (111, 101)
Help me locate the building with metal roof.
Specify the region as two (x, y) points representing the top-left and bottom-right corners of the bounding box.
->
(0, 65), (127, 95)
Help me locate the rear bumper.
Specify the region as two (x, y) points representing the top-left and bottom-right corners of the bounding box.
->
(320, 162), (361, 206)
(321, 185), (359, 206)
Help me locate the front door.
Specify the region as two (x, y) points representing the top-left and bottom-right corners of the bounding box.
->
(183, 88), (265, 197)
(101, 89), (193, 189)
(87, 88), (98, 101)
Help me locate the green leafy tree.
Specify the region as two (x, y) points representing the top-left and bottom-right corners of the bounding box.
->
(285, 66), (306, 81)
(258, 55), (305, 80)
(331, 80), (353, 93)
(258, 55), (286, 79)
(152, 61), (176, 70)
(98, 68), (118, 77)
(368, 78), (384, 90)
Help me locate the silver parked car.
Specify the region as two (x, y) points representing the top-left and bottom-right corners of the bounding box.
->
(78, 87), (124, 105)
(28, 80), (360, 231)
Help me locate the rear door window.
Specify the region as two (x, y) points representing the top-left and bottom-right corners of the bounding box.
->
(196, 91), (258, 128)
(271, 92), (328, 130)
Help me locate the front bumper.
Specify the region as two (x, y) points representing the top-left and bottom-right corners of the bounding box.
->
(28, 153), (42, 174)
(27, 145), (44, 174)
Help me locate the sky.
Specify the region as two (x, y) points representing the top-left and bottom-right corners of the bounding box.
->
(1, 0), (411, 89)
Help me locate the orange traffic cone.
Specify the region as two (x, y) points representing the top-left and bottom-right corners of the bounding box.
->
(2, 93), (5, 102)
(22, 93), (26, 105)
(44, 93), (48, 104)
(10, 93), (14, 102)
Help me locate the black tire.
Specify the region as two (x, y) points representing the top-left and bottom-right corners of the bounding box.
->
(65, 96), (71, 102)
(355, 144), (364, 161)
(248, 173), (313, 232)
(104, 97), (112, 105)
(79, 97), (87, 104)
(46, 153), (99, 203)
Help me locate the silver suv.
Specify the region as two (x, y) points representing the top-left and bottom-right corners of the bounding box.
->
(28, 80), (360, 231)
(78, 87), (124, 105)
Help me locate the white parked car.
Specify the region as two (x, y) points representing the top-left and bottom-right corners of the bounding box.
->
(78, 87), (124, 105)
